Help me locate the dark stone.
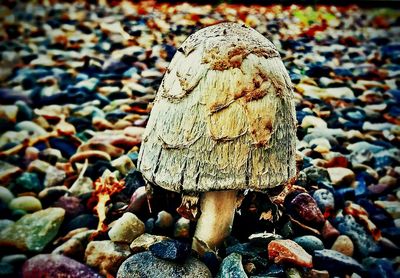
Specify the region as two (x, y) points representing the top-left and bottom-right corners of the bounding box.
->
(202, 252), (220, 276)
(0, 261), (14, 277)
(53, 196), (85, 219)
(381, 227), (400, 245)
(63, 214), (98, 234)
(11, 172), (42, 194)
(48, 137), (79, 158)
(123, 169), (146, 197)
(259, 264), (285, 277)
(117, 251), (211, 278)
(303, 166), (330, 185)
(288, 192), (325, 229)
(362, 257), (396, 278)
(313, 189), (335, 216)
(313, 249), (365, 275)
(149, 239), (190, 263)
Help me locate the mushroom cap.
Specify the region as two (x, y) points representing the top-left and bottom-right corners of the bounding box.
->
(138, 22), (297, 193)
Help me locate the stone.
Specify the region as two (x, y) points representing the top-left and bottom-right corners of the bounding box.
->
(1, 254), (27, 268)
(27, 159), (51, 175)
(38, 186), (69, 206)
(335, 215), (379, 257)
(313, 249), (365, 275)
(9, 196), (42, 213)
(301, 115), (328, 129)
(0, 161), (21, 184)
(0, 219), (14, 232)
(331, 235), (354, 257)
(52, 229), (94, 260)
(53, 196), (84, 218)
(378, 175), (397, 187)
(117, 251), (212, 278)
(69, 176), (94, 196)
(362, 257), (396, 278)
(85, 240), (131, 277)
(155, 210), (174, 230)
(111, 155), (135, 176)
(13, 172), (43, 194)
(313, 189), (335, 216)
(327, 167), (355, 186)
(286, 267), (303, 278)
(44, 166), (66, 187)
(63, 214), (99, 234)
(130, 233), (167, 253)
(289, 193), (325, 229)
(0, 207), (65, 252)
(216, 253), (247, 278)
(0, 186), (14, 204)
(22, 254), (102, 278)
(123, 170), (146, 197)
(268, 239), (313, 268)
(322, 223), (339, 244)
(108, 212), (145, 243)
(127, 186), (148, 217)
(174, 217), (191, 238)
(149, 239), (191, 262)
(293, 235), (324, 254)
(0, 261), (14, 277)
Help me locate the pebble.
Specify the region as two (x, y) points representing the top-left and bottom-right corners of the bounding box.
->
(22, 254), (102, 278)
(216, 253), (247, 278)
(130, 233), (167, 253)
(149, 239), (190, 262)
(108, 212), (145, 243)
(155, 210), (174, 230)
(174, 217), (191, 238)
(12, 172), (42, 194)
(331, 235), (354, 257)
(9, 196), (42, 213)
(289, 193), (325, 229)
(0, 219), (14, 232)
(334, 215), (379, 257)
(327, 167), (356, 186)
(293, 235), (324, 254)
(0, 207), (65, 252)
(85, 240), (131, 277)
(52, 229), (94, 260)
(0, 186), (14, 204)
(313, 189), (335, 216)
(268, 239), (313, 268)
(313, 249), (365, 276)
(117, 251), (212, 278)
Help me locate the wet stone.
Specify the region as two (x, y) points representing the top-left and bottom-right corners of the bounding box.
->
(362, 257), (396, 278)
(0, 186), (14, 205)
(11, 172), (43, 194)
(117, 251), (212, 278)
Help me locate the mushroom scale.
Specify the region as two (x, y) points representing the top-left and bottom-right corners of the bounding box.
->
(138, 22), (297, 194)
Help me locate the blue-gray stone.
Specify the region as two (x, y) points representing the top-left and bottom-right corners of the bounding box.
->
(293, 235), (324, 254)
(216, 253), (247, 278)
(313, 249), (365, 275)
(149, 239), (190, 263)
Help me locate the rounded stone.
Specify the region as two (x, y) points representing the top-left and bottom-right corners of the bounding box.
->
(0, 186), (14, 204)
(9, 196), (42, 212)
(108, 212), (145, 243)
(331, 235), (354, 257)
(117, 251), (212, 278)
(313, 189), (335, 216)
(293, 235), (324, 254)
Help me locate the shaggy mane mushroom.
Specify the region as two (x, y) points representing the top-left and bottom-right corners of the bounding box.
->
(138, 22), (297, 255)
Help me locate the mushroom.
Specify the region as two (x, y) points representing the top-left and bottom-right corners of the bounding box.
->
(138, 22), (296, 255)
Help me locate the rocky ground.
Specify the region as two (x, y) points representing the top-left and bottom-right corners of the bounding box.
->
(0, 1), (399, 277)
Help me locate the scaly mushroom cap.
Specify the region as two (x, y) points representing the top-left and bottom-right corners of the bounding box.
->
(138, 22), (296, 193)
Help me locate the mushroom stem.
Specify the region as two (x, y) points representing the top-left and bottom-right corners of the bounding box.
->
(192, 190), (238, 255)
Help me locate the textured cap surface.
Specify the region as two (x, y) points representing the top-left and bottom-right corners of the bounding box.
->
(138, 22), (296, 193)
